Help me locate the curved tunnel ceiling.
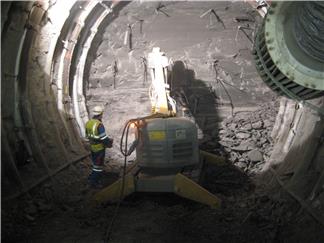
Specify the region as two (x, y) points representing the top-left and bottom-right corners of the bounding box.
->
(1, 0), (324, 227)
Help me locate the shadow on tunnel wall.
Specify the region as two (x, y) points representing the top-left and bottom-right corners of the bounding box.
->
(170, 60), (223, 151)
(170, 60), (255, 195)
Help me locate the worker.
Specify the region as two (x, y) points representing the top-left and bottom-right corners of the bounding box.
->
(85, 106), (113, 188)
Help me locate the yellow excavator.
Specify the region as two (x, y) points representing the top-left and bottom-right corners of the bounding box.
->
(94, 47), (223, 208)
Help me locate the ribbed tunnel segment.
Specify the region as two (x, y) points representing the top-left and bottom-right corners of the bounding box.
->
(1, 0), (125, 199)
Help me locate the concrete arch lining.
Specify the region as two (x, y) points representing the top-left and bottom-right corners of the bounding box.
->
(2, 1), (89, 200)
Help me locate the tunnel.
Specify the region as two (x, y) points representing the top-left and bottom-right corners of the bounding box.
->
(2, 1), (324, 242)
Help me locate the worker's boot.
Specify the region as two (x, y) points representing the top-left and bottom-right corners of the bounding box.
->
(88, 170), (104, 189)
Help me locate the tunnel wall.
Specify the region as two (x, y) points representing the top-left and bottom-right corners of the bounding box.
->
(1, 1), (90, 200)
(1, 0), (131, 200)
(262, 97), (324, 224)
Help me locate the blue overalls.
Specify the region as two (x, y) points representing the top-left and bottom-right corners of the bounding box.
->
(85, 116), (111, 187)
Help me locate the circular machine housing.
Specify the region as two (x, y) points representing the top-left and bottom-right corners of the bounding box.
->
(253, 1), (324, 100)
(136, 117), (199, 173)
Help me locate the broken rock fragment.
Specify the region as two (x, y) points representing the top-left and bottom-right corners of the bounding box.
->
(263, 119), (272, 128)
(228, 123), (237, 131)
(236, 161), (247, 169)
(240, 123), (252, 131)
(236, 132), (251, 139)
(247, 149), (263, 162)
(232, 141), (256, 152)
(252, 121), (263, 129)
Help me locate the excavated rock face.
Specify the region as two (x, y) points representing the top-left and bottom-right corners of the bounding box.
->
(85, 1), (274, 163)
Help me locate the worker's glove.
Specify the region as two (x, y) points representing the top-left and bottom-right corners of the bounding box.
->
(106, 138), (114, 148)
(82, 139), (91, 150)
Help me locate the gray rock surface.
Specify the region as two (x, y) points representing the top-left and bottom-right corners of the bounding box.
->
(232, 141), (256, 152)
(216, 101), (278, 174)
(236, 132), (251, 139)
(247, 149), (263, 162)
(252, 121), (263, 129)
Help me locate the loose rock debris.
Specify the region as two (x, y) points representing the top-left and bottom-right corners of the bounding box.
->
(208, 101), (278, 175)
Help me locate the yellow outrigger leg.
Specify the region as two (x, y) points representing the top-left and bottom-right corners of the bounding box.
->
(174, 173), (221, 208)
(94, 173), (221, 208)
(94, 150), (225, 208)
(94, 175), (135, 203)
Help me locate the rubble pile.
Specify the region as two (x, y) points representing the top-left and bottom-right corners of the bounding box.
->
(217, 101), (279, 174)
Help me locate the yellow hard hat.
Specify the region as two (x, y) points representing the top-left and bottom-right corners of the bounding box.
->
(93, 106), (104, 115)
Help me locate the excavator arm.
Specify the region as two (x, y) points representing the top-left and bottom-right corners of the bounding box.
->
(148, 47), (177, 116)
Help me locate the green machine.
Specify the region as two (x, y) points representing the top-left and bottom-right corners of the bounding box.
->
(253, 1), (324, 100)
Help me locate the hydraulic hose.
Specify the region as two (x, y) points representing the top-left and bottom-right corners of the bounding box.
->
(104, 113), (166, 242)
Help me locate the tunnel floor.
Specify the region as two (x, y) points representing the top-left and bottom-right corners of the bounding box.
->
(4, 140), (323, 243)
(4, 103), (323, 243)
